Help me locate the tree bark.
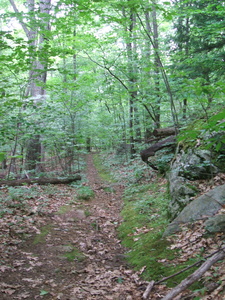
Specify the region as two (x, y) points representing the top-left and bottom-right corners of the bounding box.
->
(153, 127), (177, 137)
(140, 136), (176, 169)
(0, 175), (81, 187)
(9, 0), (51, 172)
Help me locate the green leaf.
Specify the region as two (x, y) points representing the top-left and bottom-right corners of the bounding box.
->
(117, 277), (124, 283)
(0, 153), (6, 162)
(215, 142), (222, 152)
(40, 290), (49, 296)
(208, 110), (225, 125)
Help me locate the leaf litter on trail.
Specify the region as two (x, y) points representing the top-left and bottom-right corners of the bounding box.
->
(2, 155), (224, 300)
(0, 157), (146, 300)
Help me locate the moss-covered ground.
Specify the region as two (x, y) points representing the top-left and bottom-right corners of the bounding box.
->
(121, 181), (207, 289)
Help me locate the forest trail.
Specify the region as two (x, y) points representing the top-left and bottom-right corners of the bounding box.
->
(0, 154), (144, 299)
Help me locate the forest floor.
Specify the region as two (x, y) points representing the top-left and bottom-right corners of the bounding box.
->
(1, 154), (225, 300)
(0, 154), (146, 300)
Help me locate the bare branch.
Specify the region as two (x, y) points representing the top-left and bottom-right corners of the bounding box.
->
(8, 0), (30, 37)
(162, 246), (225, 300)
(143, 280), (155, 300)
(83, 51), (129, 91)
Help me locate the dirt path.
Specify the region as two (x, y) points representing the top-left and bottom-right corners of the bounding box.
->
(0, 155), (144, 299)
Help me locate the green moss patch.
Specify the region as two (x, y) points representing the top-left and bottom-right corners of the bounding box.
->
(33, 224), (52, 245)
(57, 205), (73, 214)
(62, 245), (86, 262)
(102, 186), (115, 193)
(118, 180), (203, 288)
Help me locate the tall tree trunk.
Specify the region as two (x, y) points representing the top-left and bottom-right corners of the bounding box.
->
(144, 5), (160, 129)
(137, 8), (179, 131)
(151, 4), (160, 128)
(9, 0), (51, 172)
(124, 4), (140, 156)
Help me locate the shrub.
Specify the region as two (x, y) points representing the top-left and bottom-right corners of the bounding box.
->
(77, 186), (94, 200)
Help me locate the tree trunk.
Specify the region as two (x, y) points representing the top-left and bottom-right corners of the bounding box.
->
(123, 4), (139, 157)
(25, 135), (43, 171)
(152, 3), (161, 128)
(143, 7), (161, 129)
(137, 11), (179, 131)
(9, 0), (51, 172)
(140, 136), (176, 168)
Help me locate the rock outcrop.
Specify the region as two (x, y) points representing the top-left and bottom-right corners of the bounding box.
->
(167, 149), (219, 220)
(164, 184), (225, 236)
(205, 214), (225, 233)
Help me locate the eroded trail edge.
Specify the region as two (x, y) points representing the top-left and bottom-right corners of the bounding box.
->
(0, 154), (144, 299)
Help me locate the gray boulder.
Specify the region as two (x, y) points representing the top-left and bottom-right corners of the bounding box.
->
(205, 215), (225, 233)
(177, 149), (218, 180)
(167, 172), (197, 219)
(163, 184), (225, 236)
(167, 149), (219, 219)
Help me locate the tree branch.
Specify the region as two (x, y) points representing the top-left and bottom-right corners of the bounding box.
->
(143, 246), (225, 299)
(83, 51), (129, 91)
(162, 245), (225, 300)
(143, 280), (155, 300)
(9, 0), (30, 37)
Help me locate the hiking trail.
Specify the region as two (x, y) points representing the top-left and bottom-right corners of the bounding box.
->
(0, 154), (144, 299)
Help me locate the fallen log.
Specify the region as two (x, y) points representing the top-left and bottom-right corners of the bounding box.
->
(143, 280), (155, 299)
(153, 127), (177, 138)
(140, 136), (176, 169)
(0, 175), (81, 187)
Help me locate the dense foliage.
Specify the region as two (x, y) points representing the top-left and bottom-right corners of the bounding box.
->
(0, 0), (225, 174)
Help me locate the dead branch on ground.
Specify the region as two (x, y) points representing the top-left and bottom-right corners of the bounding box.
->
(0, 175), (81, 187)
(142, 245), (225, 300)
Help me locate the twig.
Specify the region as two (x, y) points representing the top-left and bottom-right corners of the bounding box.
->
(142, 247), (223, 299)
(156, 249), (219, 285)
(162, 246), (225, 300)
(142, 280), (155, 299)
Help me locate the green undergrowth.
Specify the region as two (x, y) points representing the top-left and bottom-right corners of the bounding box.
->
(94, 152), (203, 289)
(76, 186), (95, 200)
(93, 153), (116, 183)
(57, 205), (72, 214)
(118, 181), (202, 288)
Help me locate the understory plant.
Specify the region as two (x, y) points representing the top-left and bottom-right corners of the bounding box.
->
(76, 185), (95, 200)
